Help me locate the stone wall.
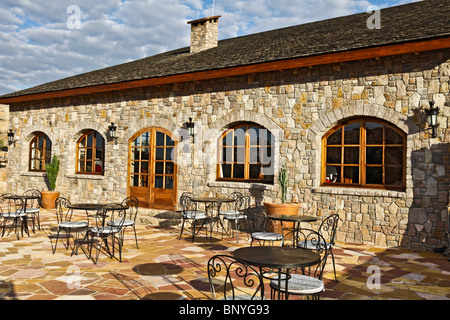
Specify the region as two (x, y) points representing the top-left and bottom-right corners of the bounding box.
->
(6, 48), (450, 251)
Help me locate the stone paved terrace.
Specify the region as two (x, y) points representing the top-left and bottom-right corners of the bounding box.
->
(0, 208), (448, 303)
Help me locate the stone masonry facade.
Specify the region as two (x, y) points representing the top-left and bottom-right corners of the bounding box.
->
(7, 48), (450, 252)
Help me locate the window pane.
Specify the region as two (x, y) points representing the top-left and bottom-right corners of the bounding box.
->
(385, 167), (403, 185)
(166, 135), (175, 147)
(166, 147), (174, 161)
(80, 136), (86, 148)
(344, 147), (359, 164)
(87, 133), (93, 147)
(95, 133), (104, 148)
(344, 122), (360, 144)
(86, 161), (93, 173)
(221, 164), (232, 178)
(234, 127), (245, 146)
(234, 146), (245, 163)
(87, 149), (93, 161)
(366, 167), (382, 184)
(326, 166), (341, 183)
(249, 164), (261, 179)
(366, 147), (382, 164)
(385, 127), (403, 144)
(233, 164), (245, 179)
(95, 158), (103, 173)
(78, 160), (85, 172)
(222, 147), (232, 163)
(366, 122), (383, 145)
(326, 147), (341, 164)
(222, 131), (233, 146)
(344, 167), (359, 184)
(385, 147), (403, 165)
(248, 127), (260, 145)
(249, 147), (260, 163)
(327, 128), (342, 145)
(79, 149), (86, 160)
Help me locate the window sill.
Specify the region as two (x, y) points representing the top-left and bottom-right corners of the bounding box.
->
(20, 172), (46, 177)
(208, 181), (274, 190)
(66, 174), (104, 180)
(312, 186), (406, 198)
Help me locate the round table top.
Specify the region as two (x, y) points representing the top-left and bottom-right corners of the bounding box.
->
(68, 203), (104, 210)
(192, 197), (236, 203)
(233, 246), (321, 269)
(4, 194), (40, 200)
(268, 214), (318, 223)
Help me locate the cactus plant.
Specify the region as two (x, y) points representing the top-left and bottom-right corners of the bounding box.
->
(278, 166), (288, 204)
(45, 155), (60, 191)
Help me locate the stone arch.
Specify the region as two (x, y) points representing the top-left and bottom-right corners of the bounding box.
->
(124, 116), (182, 142)
(19, 125), (57, 172)
(308, 104), (419, 188)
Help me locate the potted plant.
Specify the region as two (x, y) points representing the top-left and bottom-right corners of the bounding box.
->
(41, 155), (60, 209)
(263, 166), (300, 233)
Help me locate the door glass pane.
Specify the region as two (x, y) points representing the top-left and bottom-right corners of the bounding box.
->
(155, 162), (164, 174)
(165, 176), (174, 189)
(156, 132), (165, 147)
(141, 161), (149, 174)
(132, 135), (140, 147)
(141, 132), (150, 147)
(327, 128), (342, 145)
(326, 147), (341, 164)
(155, 176), (163, 188)
(366, 167), (382, 184)
(130, 161), (139, 174)
(156, 148), (164, 160)
(141, 148), (150, 161)
(344, 122), (360, 144)
(165, 162), (174, 175)
(366, 122), (383, 145)
(366, 147), (382, 164)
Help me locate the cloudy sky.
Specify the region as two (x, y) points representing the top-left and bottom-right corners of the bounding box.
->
(0, 0), (419, 95)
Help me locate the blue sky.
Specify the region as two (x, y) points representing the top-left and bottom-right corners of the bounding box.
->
(0, 0), (419, 95)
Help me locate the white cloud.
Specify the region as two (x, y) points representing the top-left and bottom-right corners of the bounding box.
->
(0, 0), (419, 95)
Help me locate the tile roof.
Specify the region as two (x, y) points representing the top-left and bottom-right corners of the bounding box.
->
(1, 0), (449, 100)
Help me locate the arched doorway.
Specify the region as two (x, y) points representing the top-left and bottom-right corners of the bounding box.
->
(128, 127), (178, 209)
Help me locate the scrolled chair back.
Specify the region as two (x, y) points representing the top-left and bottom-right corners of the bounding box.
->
(0, 193), (24, 215)
(296, 228), (329, 280)
(55, 197), (73, 224)
(207, 254), (265, 300)
(95, 203), (127, 229)
(319, 214), (340, 246)
(246, 205), (270, 233)
(121, 196), (139, 221)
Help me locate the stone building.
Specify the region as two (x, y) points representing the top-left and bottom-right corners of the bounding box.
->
(0, 0), (449, 251)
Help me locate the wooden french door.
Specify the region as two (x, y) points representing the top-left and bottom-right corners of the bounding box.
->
(128, 128), (178, 209)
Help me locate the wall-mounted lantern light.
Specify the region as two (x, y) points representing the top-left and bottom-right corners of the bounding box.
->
(424, 101), (439, 138)
(108, 122), (118, 140)
(186, 117), (195, 143)
(7, 128), (14, 145)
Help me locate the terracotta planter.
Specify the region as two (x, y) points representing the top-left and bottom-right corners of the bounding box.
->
(41, 191), (60, 210)
(263, 202), (301, 236)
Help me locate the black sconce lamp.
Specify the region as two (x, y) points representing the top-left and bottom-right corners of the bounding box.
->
(7, 128), (14, 145)
(424, 101), (439, 138)
(186, 117), (195, 143)
(108, 122), (118, 140)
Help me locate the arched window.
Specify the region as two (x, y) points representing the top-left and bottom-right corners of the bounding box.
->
(29, 133), (52, 172)
(76, 130), (105, 175)
(322, 118), (406, 189)
(217, 123), (274, 184)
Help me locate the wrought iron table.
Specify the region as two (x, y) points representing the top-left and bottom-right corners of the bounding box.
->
(233, 246), (321, 300)
(268, 214), (318, 247)
(191, 197), (236, 239)
(3, 194), (41, 238)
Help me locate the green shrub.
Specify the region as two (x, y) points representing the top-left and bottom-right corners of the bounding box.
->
(45, 155), (60, 191)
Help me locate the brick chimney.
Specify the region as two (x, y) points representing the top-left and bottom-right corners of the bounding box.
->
(187, 16), (221, 53)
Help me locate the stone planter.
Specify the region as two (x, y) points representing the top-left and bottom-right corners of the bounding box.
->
(263, 202), (300, 236)
(41, 191), (60, 210)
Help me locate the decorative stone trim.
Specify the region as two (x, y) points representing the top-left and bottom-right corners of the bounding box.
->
(312, 186), (406, 198)
(207, 181), (274, 190)
(66, 174), (104, 180)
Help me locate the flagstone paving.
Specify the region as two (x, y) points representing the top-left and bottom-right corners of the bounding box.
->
(0, 209), (448, 300)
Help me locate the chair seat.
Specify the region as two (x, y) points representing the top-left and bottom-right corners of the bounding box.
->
(222, 295), (270, 300)
(24, 208), (40, 213)
(108, 219), (135, 227)
(2, 211), (28, 218)
(270, 274), (325, 295)
(91, 226), (121, 234)
(298, 239), (333, 250)
(220, 209), (240, 215)
(59, 221), (88, 228)
(252, 232), (283, 241)
(223, 213), (246, 220)
(183, 211), (207, 220)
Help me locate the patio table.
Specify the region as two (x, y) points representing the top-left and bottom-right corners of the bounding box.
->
(3, 194), (40, 238)
(233, 246), (321, 300)
(191, 197), (236, 239)
(268, 214), (318, 247)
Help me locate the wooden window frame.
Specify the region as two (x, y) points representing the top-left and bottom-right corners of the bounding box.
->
(29, 133), (52, 172)
(76, 130), (105, 175)
(322, 118), (406, 190)
(216, 123), (274, 184)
